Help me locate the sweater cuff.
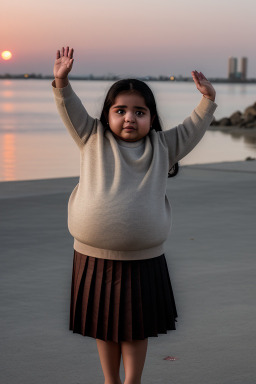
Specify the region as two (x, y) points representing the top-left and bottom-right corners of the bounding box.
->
(52, 80), (74, 99)
(195, 96), (218, 117)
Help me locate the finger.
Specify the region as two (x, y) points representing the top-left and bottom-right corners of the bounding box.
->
(191, 71), (201, 87)
(56, 50), (60, 60)
(65, 46), (69, 57)
(199, 72), (208, 81)
(68, 48), (74, 59)
(61, 47), (64, 57)
(192, 70), (200, 81)
(195, 70), (203, 80)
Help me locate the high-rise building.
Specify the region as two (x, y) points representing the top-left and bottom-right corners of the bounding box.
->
(228, 57), (238, 80)
(228, 57), (248, 80)
(241, 57), (248, 80)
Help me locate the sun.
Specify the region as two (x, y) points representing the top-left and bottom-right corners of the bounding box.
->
(1, 51), (12, 60)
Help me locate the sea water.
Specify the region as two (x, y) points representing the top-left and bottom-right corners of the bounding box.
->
(0, 79), (256, 181)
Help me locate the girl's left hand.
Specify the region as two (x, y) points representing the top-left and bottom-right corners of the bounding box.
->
(191, 71), (216, 102)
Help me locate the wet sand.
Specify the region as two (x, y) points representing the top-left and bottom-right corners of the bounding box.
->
(0, 161), (256, 384)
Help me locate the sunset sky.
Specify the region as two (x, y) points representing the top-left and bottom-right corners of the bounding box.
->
(1, 0), (256, 78)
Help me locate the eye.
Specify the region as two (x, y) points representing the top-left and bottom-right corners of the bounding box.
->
(116, 109), (125, 114)
(135, 111), (144, 116)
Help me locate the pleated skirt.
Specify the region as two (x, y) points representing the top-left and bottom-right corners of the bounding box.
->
(69, 250), (178, 343)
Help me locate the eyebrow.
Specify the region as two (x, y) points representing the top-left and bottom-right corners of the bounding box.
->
(112, 105), (148, 111)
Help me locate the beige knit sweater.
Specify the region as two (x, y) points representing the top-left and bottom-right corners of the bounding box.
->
(53, 82), (217, 260)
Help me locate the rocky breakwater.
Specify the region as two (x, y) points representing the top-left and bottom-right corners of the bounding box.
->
(211, 102), (256, 128)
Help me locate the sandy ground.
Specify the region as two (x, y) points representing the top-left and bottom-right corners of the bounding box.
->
(0, 161), (256, 384)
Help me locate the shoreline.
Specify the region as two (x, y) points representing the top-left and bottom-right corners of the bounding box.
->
(1, 155), (255, 184)
(1, 76), (256, 83)
(0, 161), (255, 199)
(208, 124), (256, 138)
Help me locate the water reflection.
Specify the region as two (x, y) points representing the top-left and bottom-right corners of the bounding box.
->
(2, 80), (12, 87)
(2, 103), (15, 113)
(1, 80), (256, 181)
(2, 90), (14, 98)
(1, 134), (16, 181)
(225, 84), (249, 96)
(219, 128), (256, 146)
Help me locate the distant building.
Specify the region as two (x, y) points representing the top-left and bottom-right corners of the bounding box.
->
(228, 57), (238, 80)
(241, 57), (248, 80)
(228, 57), (248, 80)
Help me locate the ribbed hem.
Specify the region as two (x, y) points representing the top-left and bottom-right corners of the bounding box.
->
(52, 81), (74, 98)
(73, 239), (165, 261)
(196, 96), (218, 117)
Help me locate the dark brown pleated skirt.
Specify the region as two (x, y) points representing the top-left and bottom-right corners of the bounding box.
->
(69, 250), (178, 343)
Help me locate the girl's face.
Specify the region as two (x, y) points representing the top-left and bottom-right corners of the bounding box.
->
(108, 91), (153, 142)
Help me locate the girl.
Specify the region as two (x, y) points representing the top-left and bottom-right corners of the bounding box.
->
(52, 47), (216, 384)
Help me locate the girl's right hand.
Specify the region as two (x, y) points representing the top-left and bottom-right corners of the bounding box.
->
(54, 47), (74, 79)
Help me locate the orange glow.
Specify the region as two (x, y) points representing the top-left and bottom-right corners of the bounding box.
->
(1, 51), (12, 60)
(2, 103), (14, 112)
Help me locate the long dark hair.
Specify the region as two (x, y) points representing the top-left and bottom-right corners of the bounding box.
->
(100, 78), (162, 132)
(100, 78), (179, 177)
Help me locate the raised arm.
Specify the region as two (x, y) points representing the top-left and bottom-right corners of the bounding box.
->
(52, 47), (96, 148)
(159, 72), (217, 167)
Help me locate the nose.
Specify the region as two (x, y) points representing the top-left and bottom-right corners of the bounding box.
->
(125, 111), (135, 122)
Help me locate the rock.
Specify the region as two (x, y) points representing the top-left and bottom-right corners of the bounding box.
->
(213, 101), (256, 129)
(210, 117), (219, 126)
(218, 117), (232, 126)
(230, 111), (243, 125)
(244, 103), (256, 118)
(239, 113), (256, 127)
(244, 121), (256, 129)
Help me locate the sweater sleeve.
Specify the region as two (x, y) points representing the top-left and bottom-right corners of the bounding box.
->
(158, 96), (217, 168)
(52, 81), (97, 148)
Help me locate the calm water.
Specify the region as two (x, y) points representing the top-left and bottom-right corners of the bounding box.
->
(0, 79), (256, 181)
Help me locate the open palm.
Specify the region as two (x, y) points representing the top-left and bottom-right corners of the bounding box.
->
(54, 47), (74, 79)
(192, 71), (216, 101)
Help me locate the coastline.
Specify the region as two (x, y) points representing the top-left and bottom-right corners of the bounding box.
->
(0, 160), (255, 197)
(208, 124), (256, 133)
(208, 124), (256, 142)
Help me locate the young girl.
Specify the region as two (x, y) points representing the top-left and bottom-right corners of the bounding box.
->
(52, 46), (216, 384)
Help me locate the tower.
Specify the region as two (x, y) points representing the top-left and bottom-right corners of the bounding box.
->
(240, 57), (247, 81)
(228, 57), (238, 80)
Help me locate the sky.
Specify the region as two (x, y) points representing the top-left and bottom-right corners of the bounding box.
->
(1, 0), (256, 78)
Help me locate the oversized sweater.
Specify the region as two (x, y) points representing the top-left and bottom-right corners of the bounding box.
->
(53, 82), (217, 260)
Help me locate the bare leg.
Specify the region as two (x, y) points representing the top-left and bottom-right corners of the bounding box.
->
(96, 339), (122, 384)
(121, 339), (148, 384)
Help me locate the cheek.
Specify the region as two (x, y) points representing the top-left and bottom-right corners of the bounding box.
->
(142, 117), (151, 130)
(108, 115), (115, 128)
(109, 113), (121, 124)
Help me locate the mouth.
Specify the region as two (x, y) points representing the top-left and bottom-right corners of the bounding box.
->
(123, 125), (136, 131)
